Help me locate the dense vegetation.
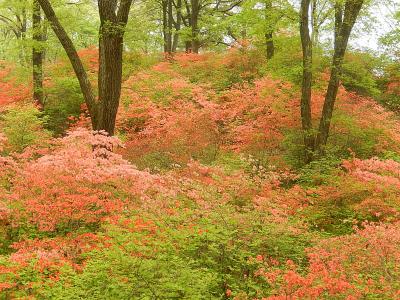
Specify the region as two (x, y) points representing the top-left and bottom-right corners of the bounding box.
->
(0, 0), (399, 299)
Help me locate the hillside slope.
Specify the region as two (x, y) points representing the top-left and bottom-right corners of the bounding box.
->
(0, 51), (399, 299)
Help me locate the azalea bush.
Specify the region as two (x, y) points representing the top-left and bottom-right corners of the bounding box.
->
(0, 51), (400, 299)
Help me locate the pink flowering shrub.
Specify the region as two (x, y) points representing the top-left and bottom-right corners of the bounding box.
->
(1, 52), (400, 299)
(8, 128), (170, 232)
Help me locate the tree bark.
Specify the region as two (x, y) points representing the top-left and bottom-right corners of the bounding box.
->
(265, 0), (274, 59)
(162, 0), (175, 54)
(37, 0), (98, 126)
(95, 0), (132, 135)
(300, 0), (314, 162)
(32, 0), (45, 107)
(38, 0), (133, 135)
(162, 0), (168, 52)
(190, 0), (200, 53)
(172, 0), (182, 52)
(167, 0), (173, 53)
(316, 0), (364, 152)
(97, 0), (133, 135)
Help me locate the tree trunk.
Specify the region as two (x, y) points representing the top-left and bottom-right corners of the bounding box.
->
(96, 0), (133, 135)
(39, 0), (133, 135)
(167, 0), (173, 53)
(316, 0), (364, 152)
(32, 0), (45, 107)
(190, 0), (200, 53)
(37, 0), (98, 126)
(172, 0), (182, 52)
(265, 32), (274, 59)
(162, 0), (173, 54)
(300, 0), (314, 162)
(162, 0), (168, 52)
(265, 0), (274, 59)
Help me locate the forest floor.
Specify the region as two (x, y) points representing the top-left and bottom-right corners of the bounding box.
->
(0, 50), (399, 299)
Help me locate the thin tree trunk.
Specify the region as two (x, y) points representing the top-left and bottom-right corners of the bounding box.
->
(172, 0), (182, 52)
(316, 0), (364, 151)
(191, 0), (200, 53)
(183, 0), (192, 52)
(37, 0), (98, 126)
(311, 0), (319, 46)
(32, 0), (45, 107)
(162, 0), (168, 52)
(265, 0), (274, 59)
(167, 0), (173, 53)
(300, 0), (314, 162)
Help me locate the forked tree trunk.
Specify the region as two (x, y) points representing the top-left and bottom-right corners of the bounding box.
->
(38, 0), (133, 135)
(299, 0), (364, 162)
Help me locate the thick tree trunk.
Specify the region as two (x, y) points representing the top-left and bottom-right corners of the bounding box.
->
(39, 0), (133, 135)
(316, 0), (364, 152)
(265, 32), (274, 59)
(300, 0), (314, 162)
(37, 0), (98, 126)
(32, 0), (45, 107)
(97, 0), (133, 135)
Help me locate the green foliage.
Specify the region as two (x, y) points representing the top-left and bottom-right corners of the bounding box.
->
(122, 52), (160, 80)
(137, 151), (174, 171)
(174, 49), (264, 91)
(213, 152), (248, 174)
(328, 112), (381, 158)
(44, 77), (84, 135)
(283, 112), (382, 168)
(1, 105), (50, 152)
(303, 182), (376, 236)
(261, 37), (329, 86)
(40, 206), (312, 299)
(297, 156), (341, 187)
(305, 200), (359, 236)
(42, 246), (218, 299)
(341, 52), (381, 98)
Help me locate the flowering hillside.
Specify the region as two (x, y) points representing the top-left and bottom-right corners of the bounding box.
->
(0, 51), (400, 299)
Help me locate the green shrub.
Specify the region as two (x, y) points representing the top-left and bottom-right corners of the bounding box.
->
(44, 77), (84, 135)
(1, 105), (50, 152)
(283, 113), (381, 168)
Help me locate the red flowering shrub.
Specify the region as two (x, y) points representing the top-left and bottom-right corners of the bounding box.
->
(0, 63), (30, 107)
(253, 222), (400, 299)
(8, 128), (170, 232)
(1, 52), (400, 299)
